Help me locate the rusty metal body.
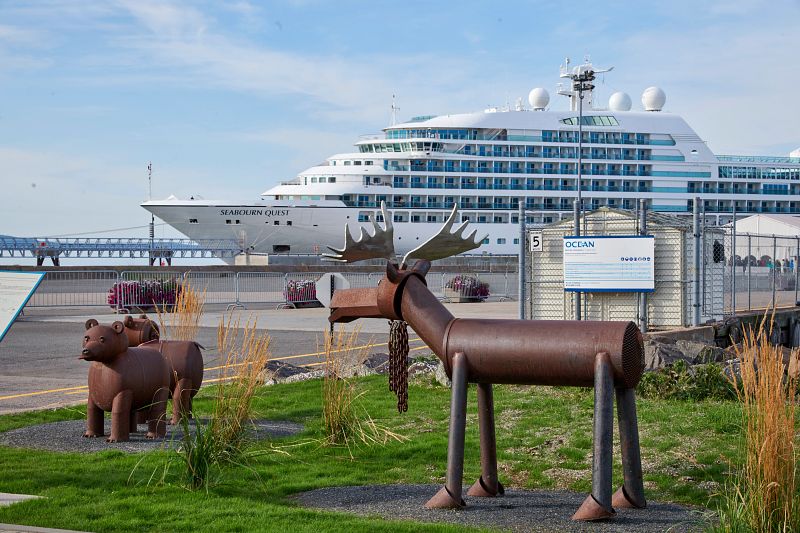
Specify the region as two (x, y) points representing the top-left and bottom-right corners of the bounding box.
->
(139, 340), (204, 424)
(330, 261), (647, 521)
(122, 314), (160, 346)
(81, 320), (170, 442)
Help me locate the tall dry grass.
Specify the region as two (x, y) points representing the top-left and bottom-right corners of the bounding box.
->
(322, 327), (404, 451)
(175, 314), (271, 490)
(716, 317), (799, 532)
(156, 278), (205, 341)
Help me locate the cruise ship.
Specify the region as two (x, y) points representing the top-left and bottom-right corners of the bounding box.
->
(142, 60), (800, 261)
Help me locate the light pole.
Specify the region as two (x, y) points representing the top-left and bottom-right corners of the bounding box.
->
(561, 61), (610, 319)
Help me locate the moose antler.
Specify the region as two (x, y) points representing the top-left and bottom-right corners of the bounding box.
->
(323, 201), (395, 262)
(402, 204), (487, 265)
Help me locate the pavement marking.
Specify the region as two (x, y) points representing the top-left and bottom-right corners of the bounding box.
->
(0, 337), (429, 403)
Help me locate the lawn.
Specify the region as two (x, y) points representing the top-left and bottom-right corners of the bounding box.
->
(0, 374), (744, 532)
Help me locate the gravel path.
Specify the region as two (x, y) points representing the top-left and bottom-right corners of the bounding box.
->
(295, 484), (709, 532)
(0, 419), (303, 454)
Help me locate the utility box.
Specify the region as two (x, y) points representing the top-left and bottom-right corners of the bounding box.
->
(528, 207), (724, 329)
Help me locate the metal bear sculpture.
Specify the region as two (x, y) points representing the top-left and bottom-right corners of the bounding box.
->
(138, 340), (204, 424)
(122, 314), (160, 346)
(81, 319), (170, 442)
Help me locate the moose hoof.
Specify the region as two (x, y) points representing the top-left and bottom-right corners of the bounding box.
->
(424, 486), (465, 509)
(572, 494), (615, 521)
(466, 476), (504, 497)
(612, 486), (646, 509)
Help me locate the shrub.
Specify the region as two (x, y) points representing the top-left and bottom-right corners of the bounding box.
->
(637, 360), (737, 401)
(284, 279), (318, 304)
(107, 279), (181, 311)
(444, 275), (490, 300)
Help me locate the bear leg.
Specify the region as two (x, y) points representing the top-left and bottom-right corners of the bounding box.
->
(84, 396), (105, 438)
(171, 378), (194, 425)
(108, 390), (133, 442)
(146, 387), (169, 439)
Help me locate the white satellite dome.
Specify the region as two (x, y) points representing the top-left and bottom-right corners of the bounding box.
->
(608, 92), (632, 111)
(641, 86), (666, 111)
(528, 88), (550, 110)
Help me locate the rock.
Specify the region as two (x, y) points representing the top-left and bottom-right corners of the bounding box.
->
(643, 339), (692, 371)
(362, 352), (390, 374)
(723, 358), (742, 382)
(788, 350), (800, 380)
(259, 360), (310, 384)
(407, 359), (438, 377)
(434, 360), (451, 387)
(281, 369), (325, 383)
(675, 340), (725, 365)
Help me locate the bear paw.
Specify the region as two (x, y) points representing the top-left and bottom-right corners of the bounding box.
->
(83, 431), (104, 438)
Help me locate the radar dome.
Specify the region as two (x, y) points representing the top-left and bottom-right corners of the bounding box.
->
(609, 92), (632, 111)
(641, 87), (666, 111)
(528, 88), (550, 110)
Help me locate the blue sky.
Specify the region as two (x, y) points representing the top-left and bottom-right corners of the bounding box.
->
(1, 0), (799, 247)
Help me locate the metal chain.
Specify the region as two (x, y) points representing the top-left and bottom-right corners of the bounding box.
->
(388, 320), (409, 413)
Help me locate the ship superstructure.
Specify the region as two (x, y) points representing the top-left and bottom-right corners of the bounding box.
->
(142, 60), (800, 260)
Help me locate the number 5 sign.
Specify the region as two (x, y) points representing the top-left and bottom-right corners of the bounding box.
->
(529, 231), (543, 252)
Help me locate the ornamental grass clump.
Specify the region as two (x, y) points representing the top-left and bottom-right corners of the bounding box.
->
(156, 277), (205, 341)
(174, 314), (271, 490)
(322, 327), (404, 452)
(714, 317), (799, 532)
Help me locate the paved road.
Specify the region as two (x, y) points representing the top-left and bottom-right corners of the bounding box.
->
(0, 302), (518, 414)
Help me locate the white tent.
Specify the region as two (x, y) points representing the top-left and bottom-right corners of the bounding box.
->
(732, 214), (800, 266)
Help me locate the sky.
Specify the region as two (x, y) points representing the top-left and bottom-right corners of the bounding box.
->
(1, 0), (799, 264)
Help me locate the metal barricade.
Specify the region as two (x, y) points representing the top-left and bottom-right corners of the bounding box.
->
(115, 271), (183, 313)
(183, 271), (237, 306)
(234, 272), (285, 307)
(27, 270), (120, 308)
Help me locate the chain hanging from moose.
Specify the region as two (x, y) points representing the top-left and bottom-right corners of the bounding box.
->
(324, 202), (648, 521)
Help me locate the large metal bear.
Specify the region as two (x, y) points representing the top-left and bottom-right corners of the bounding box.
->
(81, 319), (170, 442)
(122, 314), (160, 346)
(138, 339), (204, 425)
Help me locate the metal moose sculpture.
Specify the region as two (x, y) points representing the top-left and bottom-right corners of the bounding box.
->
(325, 203), (647, 521)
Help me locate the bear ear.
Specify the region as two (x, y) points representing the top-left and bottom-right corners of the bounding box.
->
(111, 321), (125, 334)
(85, 319), (99, 330)
(123, 316), (134, 327)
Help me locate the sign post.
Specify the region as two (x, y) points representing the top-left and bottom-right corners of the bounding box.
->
(0, 271), (45, 343)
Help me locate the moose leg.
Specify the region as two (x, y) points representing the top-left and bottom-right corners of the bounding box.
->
(171, 378), (193, 425)
(146, 387), (169, 439)
(108, 390), (133, 442)
(425, 351), (468, 509)
(612, 387), (647, 509)
(84, 396), (105, 438)
(573, 352), (615, 521)
(467, 382), (504, 497)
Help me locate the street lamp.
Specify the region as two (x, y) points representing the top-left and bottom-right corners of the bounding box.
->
(559, 59), (613, 320)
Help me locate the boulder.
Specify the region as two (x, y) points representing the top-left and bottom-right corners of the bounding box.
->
(643, 339), (693, 370)
(434, 360), (451, 387)
(675, 340), (726, 364)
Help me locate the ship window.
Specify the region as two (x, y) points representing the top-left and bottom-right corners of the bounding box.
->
(365, 161), (373, 165)
(235, 220), (240, 224)
(311, 177), (317, 183)
(344, 161), (351, 166)
(226, 219), (231, 224)
(329, 177), (336, 183)
(497, 238), (506, 244)
(274, 220), (280, 225)
(286, 221), (292, 226)
(482, 238), (490, 244)
(189, 218), (198, 224)
(411, 215), (421, 222)
(513, 238), (520, 245)
(354, 161), (362, 165)
(319, 177), (327, 183)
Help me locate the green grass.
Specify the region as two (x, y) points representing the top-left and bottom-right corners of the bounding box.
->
(0, 375), (750, 532)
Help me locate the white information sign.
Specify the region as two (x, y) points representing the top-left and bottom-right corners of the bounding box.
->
(315, 273), (351, 308)
(0, 271), (45, 342)
(563, 236), (654, 292)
